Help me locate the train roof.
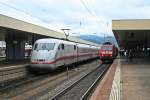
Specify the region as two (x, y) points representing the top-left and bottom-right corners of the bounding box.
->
(35, 38), (76, 45)
(35, 38), (100, 47)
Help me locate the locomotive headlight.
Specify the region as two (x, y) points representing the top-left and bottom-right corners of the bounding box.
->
(108, 52), (112, 54)
(102, 52), (105, 54)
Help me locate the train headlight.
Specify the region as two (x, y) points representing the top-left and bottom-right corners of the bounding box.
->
(102, 52), (105, 54)
(108, 52), (112, 54)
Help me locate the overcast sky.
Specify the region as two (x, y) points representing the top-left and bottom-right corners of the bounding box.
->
(0, 0), (150, 36)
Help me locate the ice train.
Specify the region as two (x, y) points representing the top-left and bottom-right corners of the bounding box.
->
(30, 38), (99, 71)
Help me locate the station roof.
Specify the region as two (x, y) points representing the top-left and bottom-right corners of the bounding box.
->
(0, 14), (99, 46)
(112, 19), (150, 48)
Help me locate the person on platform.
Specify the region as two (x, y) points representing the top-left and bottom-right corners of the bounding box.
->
(129, 49), (133, 62)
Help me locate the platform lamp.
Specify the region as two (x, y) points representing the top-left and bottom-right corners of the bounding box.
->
(61, 28), (70, 81)
(61, 28), (70, 40)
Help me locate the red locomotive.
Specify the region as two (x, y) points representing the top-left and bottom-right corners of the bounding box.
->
(99, 42), (118, 63)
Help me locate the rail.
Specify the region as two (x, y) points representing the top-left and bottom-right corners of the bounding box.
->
(0, 64), (28, 85)
(50, 64), (110, 100)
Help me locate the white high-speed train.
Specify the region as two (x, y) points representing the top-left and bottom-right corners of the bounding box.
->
(30, 38), (99, 71)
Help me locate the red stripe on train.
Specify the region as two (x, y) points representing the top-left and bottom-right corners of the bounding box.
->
(31, 53), (98, 64)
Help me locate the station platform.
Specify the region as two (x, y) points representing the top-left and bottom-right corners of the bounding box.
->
(90, 58), (150, 100)
(0, 58), (30, 68)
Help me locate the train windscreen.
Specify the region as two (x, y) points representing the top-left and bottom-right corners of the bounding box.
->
(34, 43), (55, 51)
(101, 46), (112, 50)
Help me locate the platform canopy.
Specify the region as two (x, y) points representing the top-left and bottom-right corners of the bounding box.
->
(0, 14), (99, 46)
(112, 19), (150, 48)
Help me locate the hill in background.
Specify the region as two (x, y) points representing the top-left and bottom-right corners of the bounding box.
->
(76, 34), (117, 45)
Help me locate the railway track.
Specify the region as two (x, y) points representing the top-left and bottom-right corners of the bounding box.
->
(0, 74), (48, 92)
(50, 64), (110, 100)
(0, 60), (101, 100)
(0, 64), (28, 85)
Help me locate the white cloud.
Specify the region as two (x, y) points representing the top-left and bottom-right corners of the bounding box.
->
(0, 0), (150, 37)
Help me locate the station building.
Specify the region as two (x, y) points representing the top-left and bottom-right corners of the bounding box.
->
(0, 14), (99, 60)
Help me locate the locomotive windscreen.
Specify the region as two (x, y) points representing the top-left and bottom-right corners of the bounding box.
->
(101, 46), (112, 50)
(34, 43), (55, 51)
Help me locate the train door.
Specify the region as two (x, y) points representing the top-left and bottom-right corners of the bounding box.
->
(65, 44), (73, 65)
(56, 43), (65, 66)
(73, 45), (77, 63)
(76, 45), (80, 62)
(64, 44), (70, 65)
(61, 43), (65, 65)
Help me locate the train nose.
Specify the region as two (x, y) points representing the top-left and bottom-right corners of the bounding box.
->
(31, 50), (55, 62)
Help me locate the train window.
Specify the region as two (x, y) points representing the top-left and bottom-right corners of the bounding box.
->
(34, 43), (55, 51)
(74, 45), (76, 50)
(61, 44), (64, 50)
(34, 43), (38, 50)
(101, 46), (112, 50)
(58, 45), (60, 50)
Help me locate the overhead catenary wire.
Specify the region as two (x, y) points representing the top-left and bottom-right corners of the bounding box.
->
(79, 0), (109, 25)
(79, 0), (109, 34)
(79, 0), (96, 17)
(0, 1), (50, 23)
(79, 0), (105, 22)
(0, 1), (110, 36)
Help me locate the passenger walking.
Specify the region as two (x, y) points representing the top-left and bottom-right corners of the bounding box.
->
(129, 49), (133, 62)
(125, 50), (128, 62)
